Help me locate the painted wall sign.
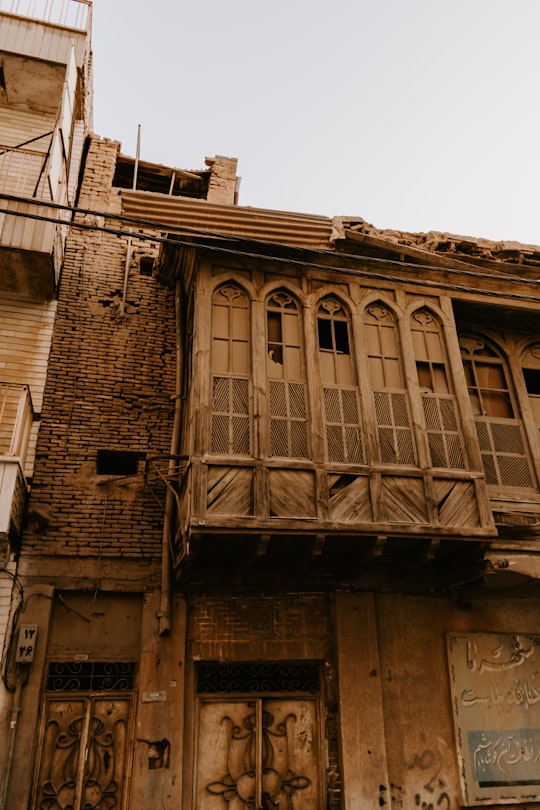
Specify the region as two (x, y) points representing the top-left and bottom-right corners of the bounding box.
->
(15, 624), (37, 662)
(447, 632), (540, 805)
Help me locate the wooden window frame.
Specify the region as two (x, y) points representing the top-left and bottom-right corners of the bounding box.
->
(210, 284), (252, 456)
(266, 291), (309, 460)
(460, 335), (537, 491)
(363, 303), (417, 466)
(410, 309), (466, 470)
(317, 297), (364, 465)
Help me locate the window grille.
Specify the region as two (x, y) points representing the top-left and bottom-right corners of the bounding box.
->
(211, 285), (251, 455)
(364, 304), (416, 465)
(411, 310), (465, 469)
(46, 661), (136, 692)
(197, 662), (319, 694)
(460, 337), (536, 489)
(318, 298), (364, 464)
(267, 292), (309, 459)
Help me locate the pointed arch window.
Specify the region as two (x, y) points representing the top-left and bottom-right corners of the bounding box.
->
(522, 344), (540, 437)
(411, 309), (465, 469)
(364, 304), (416, 465)
(460, 337), (535, 489)
(266, 291), (309, 458)
(211, 285), (251, 455)
(317, 297), (363, 464)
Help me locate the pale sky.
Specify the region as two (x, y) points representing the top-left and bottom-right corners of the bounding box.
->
(91, 1), (540, 245)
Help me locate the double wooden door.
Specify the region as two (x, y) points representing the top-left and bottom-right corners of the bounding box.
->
(195, 697), (323, 810)
(32, 695), (132, 810)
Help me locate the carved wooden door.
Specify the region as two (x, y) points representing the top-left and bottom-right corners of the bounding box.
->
(32, 695), (131, 810)
(195, 698), (323, 810)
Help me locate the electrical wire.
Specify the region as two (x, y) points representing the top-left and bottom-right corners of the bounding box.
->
(0, 202), (538, 304)
(0, 190), (539, 288)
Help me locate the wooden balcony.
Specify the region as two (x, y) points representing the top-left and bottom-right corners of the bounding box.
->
(167, 457), (498, 591)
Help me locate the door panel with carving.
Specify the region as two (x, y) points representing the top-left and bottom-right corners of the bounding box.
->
(195, 698), (322, 810)
(33, 695), (131, 810)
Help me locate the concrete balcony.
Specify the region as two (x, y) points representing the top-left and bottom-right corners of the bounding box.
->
(0, 383), (33, 550)
(0, 135), (70, 297)
(0, 1), (91, 297)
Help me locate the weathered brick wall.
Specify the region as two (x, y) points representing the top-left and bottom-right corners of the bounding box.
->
(188, 593), (333, 660)
(24, 136), (176, 560)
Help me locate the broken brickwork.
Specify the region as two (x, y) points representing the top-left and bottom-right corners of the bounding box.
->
(24, 136), (176, 560)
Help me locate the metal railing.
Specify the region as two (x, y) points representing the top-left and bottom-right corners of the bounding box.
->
(0, 0), (90, 29)
(0, 144), (51, 200)
(0, 384), (34, 466)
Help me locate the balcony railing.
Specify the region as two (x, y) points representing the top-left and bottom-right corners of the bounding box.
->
(0, 383), (34, 467)
(0, 143), (52, 200)
(0, 0), (91, 29)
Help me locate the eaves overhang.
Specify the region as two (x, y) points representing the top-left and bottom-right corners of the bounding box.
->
(120, 190), (334, 251)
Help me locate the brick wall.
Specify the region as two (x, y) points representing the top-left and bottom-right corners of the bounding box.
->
(24, 136), (176, 561)
(188, 593), (333, 660)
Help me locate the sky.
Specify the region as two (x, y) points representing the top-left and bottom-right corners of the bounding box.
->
(91, 1), (540, 245)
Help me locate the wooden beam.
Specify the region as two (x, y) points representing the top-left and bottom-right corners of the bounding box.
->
(256, 534), (270, 556)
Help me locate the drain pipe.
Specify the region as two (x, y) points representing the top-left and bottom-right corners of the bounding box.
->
(0, 666), (24, 810)
(120, 124), (141, 317)
(158, 280), (183, 635)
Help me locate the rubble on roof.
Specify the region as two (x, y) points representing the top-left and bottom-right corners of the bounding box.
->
(336, 217), (540, 266)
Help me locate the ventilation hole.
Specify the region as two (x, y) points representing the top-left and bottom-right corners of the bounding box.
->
(139, 256), (154, 276)
(96, 450), (143, 476)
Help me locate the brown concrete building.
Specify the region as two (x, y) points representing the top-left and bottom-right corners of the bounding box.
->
(1, 3), (540, 810)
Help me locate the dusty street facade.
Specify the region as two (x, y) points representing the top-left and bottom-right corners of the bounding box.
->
(1, 3), (540, 810)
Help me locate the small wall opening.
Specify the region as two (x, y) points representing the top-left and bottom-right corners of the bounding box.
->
(139, 256), (154, 276)
(96, 450), (143, 476)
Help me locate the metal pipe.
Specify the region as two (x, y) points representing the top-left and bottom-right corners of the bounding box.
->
(132, 124), (141, 192)
(158, 280), (183, 635)
(120, 125), (141, 316)
(0, 666), (24, 810)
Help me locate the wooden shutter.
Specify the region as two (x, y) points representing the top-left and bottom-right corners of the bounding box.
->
(364, 304), (416, 465)
(211, 286), (251, 455)
(460, 337), (536, 489)
(411, 310), (465, 469)
(267, 292), (309, 459)
(318, 298), (364, 464)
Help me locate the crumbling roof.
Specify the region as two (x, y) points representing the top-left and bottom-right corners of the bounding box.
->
(335, 217), (540, 269)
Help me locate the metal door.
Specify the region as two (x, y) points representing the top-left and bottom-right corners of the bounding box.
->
(195, 698), (323, 810)
(32, 695), (131, 810)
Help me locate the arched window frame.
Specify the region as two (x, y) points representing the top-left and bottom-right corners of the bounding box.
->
(362, 302), (417, 466)
(316, 296), (364, 465)
(410, 308), (466, 470)
(460, 335), (536, 490)
(265, 289), (309, 459)
(521, 343), (540, 436)
(210, 283), (252, 456)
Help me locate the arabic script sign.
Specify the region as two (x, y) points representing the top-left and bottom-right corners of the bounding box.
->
(447, 632), (540, 805)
